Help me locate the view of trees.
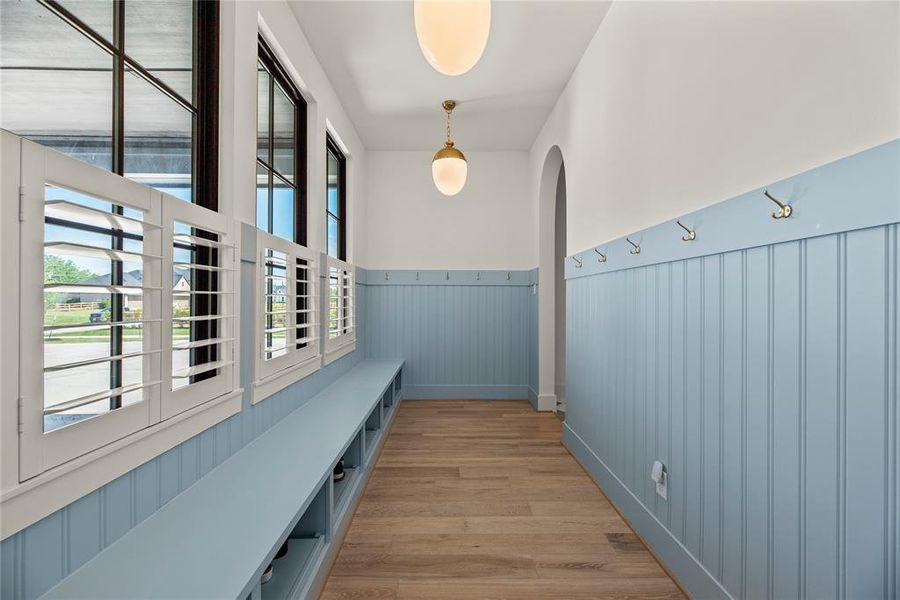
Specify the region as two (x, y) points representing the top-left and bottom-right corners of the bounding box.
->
(44, 255), (96, 285)
(44, 255), (98, 306)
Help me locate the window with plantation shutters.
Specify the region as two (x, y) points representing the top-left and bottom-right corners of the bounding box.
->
(10, 133), (239, 482)
(324, 255), (355, 365)
(162, 200), (238, 420)
(253, 230), (321, 402)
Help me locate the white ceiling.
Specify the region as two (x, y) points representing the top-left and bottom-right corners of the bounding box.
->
(288, 1), (611, 151)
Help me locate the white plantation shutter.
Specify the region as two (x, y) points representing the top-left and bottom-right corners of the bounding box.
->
(161, 199), (239, 420)
(324, 256), (355, 363)
(12, 135), (238, 480)
(18, 139), (163, 479)
(254, 230), (321, 389)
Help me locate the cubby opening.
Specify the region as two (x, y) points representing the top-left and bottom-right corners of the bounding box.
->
(332, 429), (363, 520)
(261, 481), (328, 600)
(393, 370), (402, 403)
(363, 404), (382, 457)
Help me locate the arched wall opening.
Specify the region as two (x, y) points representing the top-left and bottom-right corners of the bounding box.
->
(553, 165), (567, 412)
(536, 145), (565, 411)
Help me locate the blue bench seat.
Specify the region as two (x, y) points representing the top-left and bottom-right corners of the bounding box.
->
(40, 359), (404, 600)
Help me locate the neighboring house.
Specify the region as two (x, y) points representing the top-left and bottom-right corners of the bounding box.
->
(59, 268), (192, 311)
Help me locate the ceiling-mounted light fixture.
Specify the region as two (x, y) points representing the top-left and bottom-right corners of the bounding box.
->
(432, 100), (467, 196)
(414, 0), (491, 76)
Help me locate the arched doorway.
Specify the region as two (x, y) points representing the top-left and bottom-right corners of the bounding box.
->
(536, 146), (565, 412)
(553, 164), (567, 414)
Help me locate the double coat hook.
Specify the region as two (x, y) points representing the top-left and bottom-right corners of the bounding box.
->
(626, 238), (641, 255)
(676, 220), (695, 242)
(594, 248), (607, 263)
(572, 256), (583, 268)
(763, 190), (792, 219)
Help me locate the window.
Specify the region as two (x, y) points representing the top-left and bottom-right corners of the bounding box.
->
(326, 136), (346, 259)
(253, 230), (320, 402)
(10, 132), (237, 481)
(324, 256), (355, 364)
(256, 37), (307, 244)
(0, 0), (219, 207)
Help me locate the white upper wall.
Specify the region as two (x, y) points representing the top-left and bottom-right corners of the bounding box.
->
(219, 0), (368, 262)
(364, 151), (534, 270)
(531, 0), (900, 258)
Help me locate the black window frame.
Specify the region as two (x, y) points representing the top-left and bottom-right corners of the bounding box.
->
(25, 0), (221, 405)
(326, 135), (346, 261)
(256, 36), (308, 247)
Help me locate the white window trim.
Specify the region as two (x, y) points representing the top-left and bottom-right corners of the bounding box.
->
(251, 230), (322, 404)
(324, 255), (356, 365)
(0, 132), (243, 538)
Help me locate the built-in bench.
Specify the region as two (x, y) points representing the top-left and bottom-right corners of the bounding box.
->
(39, 359), (405, 600)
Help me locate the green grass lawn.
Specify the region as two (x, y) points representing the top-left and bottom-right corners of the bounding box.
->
(44, 307), (193, 343)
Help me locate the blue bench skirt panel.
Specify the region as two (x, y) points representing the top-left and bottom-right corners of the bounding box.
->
(39, 360), (404, 600)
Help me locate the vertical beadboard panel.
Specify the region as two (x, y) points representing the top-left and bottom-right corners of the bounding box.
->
(701, 255), (722, 577)
(772, 241), (802, 600)
(744, 245), (771, 600)
(669, 260), (686, 542)
(844, 227), (888, 598)
(365, 280), (531, 397)
(564, 224), (898, 600)
(684, 258), (703, 559)
(890, 224), (899, 600)
(721, 251), (745, 595)
(803, 233), (841, 600)
(2, 277), (368, 600)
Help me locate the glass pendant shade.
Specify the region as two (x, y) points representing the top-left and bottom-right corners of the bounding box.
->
(432, 144), (467, 196)
(414, 0), (491, 76)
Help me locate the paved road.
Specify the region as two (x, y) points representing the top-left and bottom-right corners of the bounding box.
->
(44, 341), (189, 417)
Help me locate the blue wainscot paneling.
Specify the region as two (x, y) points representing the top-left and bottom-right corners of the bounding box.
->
(563, 140), (899, 600)
(364, 269), (536, 399)
(0, 262), (369, 600)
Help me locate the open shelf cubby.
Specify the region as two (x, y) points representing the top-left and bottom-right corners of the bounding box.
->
(364, 404), (382, 457)
(332, 429), (363, 521)
(261, 482), (328, 600)
(393, 370), (402, 403)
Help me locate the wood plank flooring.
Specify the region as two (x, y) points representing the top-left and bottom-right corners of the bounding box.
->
(320, 400), (685, 600)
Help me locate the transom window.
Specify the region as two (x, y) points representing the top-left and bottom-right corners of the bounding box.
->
(256, 37), (307, 244)
(326, 135), (346, 260)
(0, 0), (219, 207)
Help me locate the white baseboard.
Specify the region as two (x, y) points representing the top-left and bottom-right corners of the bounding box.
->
(537, 393), (557, 411)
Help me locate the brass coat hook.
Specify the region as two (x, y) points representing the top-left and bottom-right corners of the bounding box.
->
(572, 256), (583, 268)
(594, 248), (607, 263)
(676, 220), (695, 242)
(764, 190), (792, 219)
(626, 238), (641, 255)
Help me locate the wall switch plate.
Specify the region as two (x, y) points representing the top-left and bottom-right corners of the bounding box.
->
(650, 460), (667, 500)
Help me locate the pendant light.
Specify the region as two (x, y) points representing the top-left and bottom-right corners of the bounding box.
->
(414, 0), (491, 76)
(432, 100), (467, 196)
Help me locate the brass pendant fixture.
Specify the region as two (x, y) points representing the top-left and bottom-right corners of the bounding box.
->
(432, 100), (467, 196)
(414, 0), (491, 77)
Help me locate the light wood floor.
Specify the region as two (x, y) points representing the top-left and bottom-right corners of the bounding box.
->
(320, 400), (685, 600)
